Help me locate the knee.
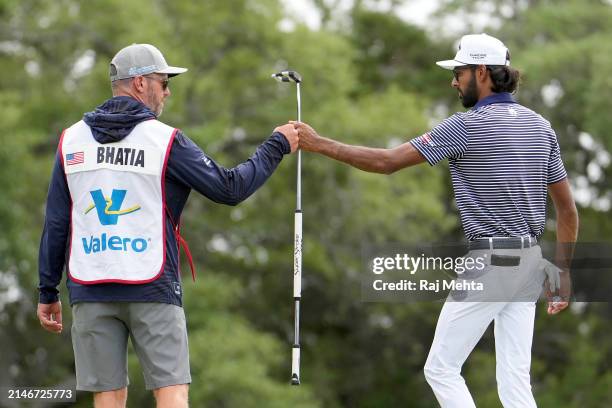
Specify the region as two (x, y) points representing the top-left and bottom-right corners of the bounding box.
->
(424, 358), (444, 385)
(424, 351), (464, 387)
(94, 388), (128, 408)
(153, 384), (189, 408)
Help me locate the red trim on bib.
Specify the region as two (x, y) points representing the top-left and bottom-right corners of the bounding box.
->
(165, 205), (197, 282)
(178, 232), (196, 282)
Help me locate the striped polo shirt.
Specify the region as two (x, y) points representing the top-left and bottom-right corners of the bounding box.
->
(410, 92), (567, 240)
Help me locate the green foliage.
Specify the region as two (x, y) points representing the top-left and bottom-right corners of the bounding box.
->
(350, 9), (452, 99)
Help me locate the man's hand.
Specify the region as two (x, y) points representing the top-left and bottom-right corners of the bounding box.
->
(37, 301), (63, 334)
(274, 123), (299, 153)
(291, 121), (321, 152)
(544, 268), (571, 315)
(547, 298), (569, 315)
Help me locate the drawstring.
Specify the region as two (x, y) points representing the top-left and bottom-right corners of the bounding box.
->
(176, 224), (196, 282)
(165, 205), (196, 282)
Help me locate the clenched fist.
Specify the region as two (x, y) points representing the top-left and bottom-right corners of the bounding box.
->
(274, 123), (299, 153)
(290, 121), (321, 152)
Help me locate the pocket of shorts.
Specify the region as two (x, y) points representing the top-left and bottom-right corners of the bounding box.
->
(490, 254), (521, 267)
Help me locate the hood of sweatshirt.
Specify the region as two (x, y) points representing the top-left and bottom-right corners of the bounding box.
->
(83, 96), (156, 143)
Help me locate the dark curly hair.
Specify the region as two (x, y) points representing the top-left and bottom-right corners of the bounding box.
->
(487, 65), (521, 94)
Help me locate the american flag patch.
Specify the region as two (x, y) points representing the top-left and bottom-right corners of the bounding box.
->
(421, 133), (434, 146)
(66, 152), (84, 166)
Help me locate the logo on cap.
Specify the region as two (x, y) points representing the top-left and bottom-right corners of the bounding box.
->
(128, 65), (158, 76)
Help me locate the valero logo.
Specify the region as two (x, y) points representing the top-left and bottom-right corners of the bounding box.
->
(82, 189), (148, 254)
(84, 189), (141, 225)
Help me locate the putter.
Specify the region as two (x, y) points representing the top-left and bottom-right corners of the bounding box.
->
(271, 70), (303, 385)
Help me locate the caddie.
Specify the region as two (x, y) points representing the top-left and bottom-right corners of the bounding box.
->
(37, 43), (298, 408)
(293, 33), (579, 407)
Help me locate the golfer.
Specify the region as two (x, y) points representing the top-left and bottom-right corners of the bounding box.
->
(37, 43), (298, 407)
(293, 33), (578, 407)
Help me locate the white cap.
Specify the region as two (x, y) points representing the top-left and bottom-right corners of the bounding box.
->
(436, 33), (510, 70)
(110, 44), (188, 81)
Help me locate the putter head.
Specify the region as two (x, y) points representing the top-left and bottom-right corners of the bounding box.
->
(271, 70), (302, 83)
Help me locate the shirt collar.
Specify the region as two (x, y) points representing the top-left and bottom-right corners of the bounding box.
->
(473, 92), (516, 110)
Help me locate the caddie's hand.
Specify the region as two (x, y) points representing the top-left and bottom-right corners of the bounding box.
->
(37, 301), (63, 334)
(274, 123), (299, 153)
(290, 121), (320, 152)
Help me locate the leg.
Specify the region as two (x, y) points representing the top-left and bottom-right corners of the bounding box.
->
(494, 302), (537, 408)
(71, 303), (130, 395)
(153, 384), (189, 408)
(424, 301), (506, 408)
(94, 387), (128, 408)
(128, 303), (191, 392)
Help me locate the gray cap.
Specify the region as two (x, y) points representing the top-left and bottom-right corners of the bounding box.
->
(110, 43), (188, 81)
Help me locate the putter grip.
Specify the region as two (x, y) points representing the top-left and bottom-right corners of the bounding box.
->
(291, 347), (300, 385)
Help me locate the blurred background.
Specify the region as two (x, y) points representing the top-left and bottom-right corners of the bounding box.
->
(1, 0), (611, 406)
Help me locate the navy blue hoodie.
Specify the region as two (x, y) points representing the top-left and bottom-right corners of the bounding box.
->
(38, 96), (290, 306)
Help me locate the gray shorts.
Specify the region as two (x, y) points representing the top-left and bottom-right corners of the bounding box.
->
(71, 302), (191, 392)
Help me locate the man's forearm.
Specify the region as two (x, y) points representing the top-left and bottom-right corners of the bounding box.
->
(228, 132), (289, 202)
(168, 131), (288, 206)
(555, 207), (579, 271)
(312, 136), (390, 173)
(311, 136), (425, 174)
(556, 208), (579, 242)
(548, 179), (579, 271)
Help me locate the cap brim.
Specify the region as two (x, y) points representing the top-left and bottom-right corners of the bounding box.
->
(157, 66), (188, 77)
(435, 60), (468, 70)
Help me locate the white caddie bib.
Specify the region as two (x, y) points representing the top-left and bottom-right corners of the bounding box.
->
(61, 119), (176, 284)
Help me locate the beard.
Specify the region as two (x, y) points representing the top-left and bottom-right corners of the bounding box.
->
(459, 74), (478, 108)
(146, 88), (164, 117)
(151, 99), (164, 117)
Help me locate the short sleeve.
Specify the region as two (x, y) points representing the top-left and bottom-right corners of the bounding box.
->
(409, 113), (469, 166)
(547, 133), (567, 184)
